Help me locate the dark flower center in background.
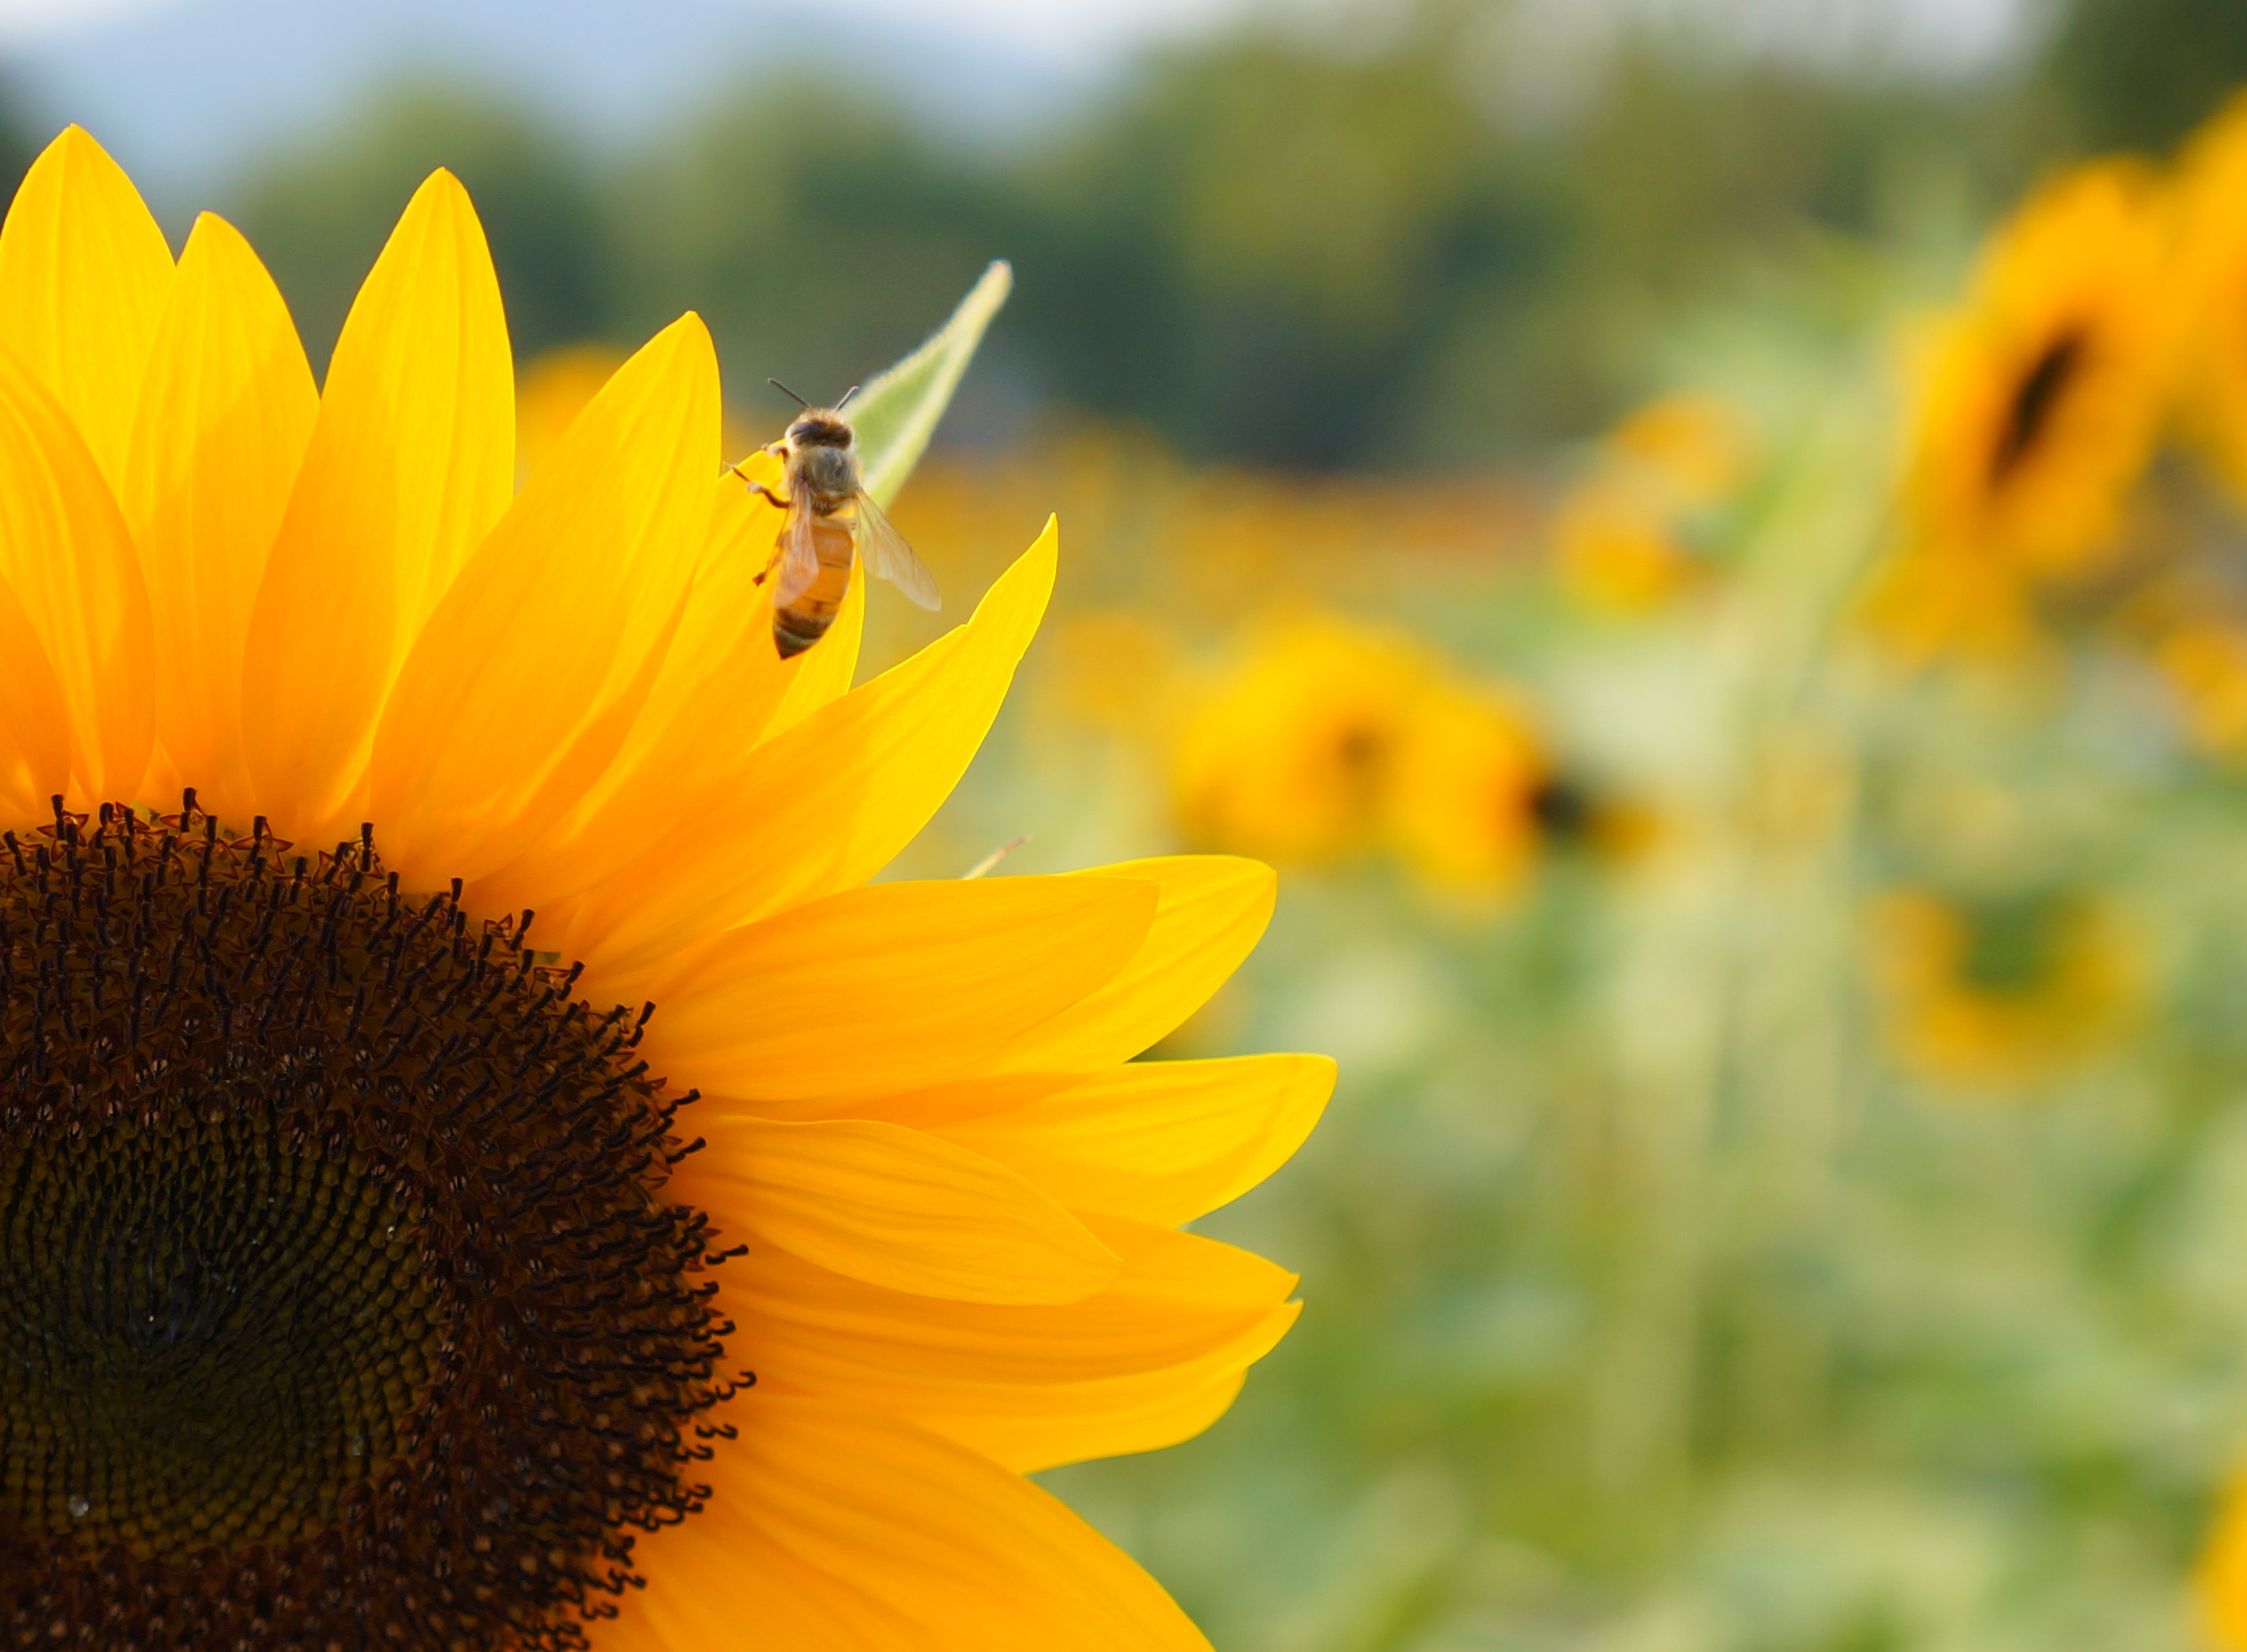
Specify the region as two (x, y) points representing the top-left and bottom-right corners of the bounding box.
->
(1993, 328), (2086, 480)
(1527, 776), (1594, 842)
(0, 800), (734, 1652)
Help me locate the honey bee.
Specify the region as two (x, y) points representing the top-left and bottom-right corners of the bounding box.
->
(734, 380), (941, 657)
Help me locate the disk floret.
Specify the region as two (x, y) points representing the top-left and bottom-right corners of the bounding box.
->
(0, 797), (734, 1652)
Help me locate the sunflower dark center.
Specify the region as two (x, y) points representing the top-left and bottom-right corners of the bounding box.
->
(0, 798), (734, 1652)
(1992, 328), (2084, 481)
(0, 1111), (442, 1557)
(1527, 776), (1593, 842)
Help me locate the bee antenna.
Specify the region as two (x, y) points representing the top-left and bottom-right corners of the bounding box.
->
(834, 384), (861, 410)
(767, 378), (811, 408)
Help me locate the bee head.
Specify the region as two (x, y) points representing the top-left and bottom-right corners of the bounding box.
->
(786, 413), (854, 450)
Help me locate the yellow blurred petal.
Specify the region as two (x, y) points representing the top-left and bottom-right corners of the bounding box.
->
(992, 855), (1276, 1074)
(0, 344), (154, 806)
(724, 1215), (1296, 1468)
(617, 1396), (1214, 1652)
(937, 1053), (1335, 1226)
(637, 875), (1157, 1103)
(123, 213), (316, 820)
(370, 313), (717, 886)
(0, 125), (174, 492)
(553, 520), (1056, 977)
(0, 570), (71, 826)
(678, 1115), (1121, 1304)
(2200, 1472), (2247, 1652)
(241, 169), (513, 842)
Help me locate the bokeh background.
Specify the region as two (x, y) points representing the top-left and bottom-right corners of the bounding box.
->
(22, 0), (2247, 1646)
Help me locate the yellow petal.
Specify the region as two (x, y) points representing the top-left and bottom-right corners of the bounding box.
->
(0, 344), (153, 806)
(993, 855), (1277, 1074)
(616, 1396), (1214, 1652)
(935, 1362), (1267, 1475)
(467, 472), (798, 915)
(677, 1115), (1120, 1304)
(936, 1053), (1335, 1226)
(0, 126), (173, 493)
(0, 570), (71, 826)
(635, 875), (1157, 1103)
(369, 313), (718, 886)
(240, 169), (513, 842)
(739, 1069), (1081, 1128)
(724, 1215), (1297, 1468)
(553, 520), (1056, 977)
(730, 1215), (1292, 1387)
(123, 213), (316, 820)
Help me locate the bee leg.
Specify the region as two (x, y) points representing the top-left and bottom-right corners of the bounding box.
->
(762, 440), (790, 458)
(739, 481), (791, 510)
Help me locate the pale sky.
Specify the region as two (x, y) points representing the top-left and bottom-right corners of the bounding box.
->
(0, 0), (2030, 65)
(0, 0), (151, 38)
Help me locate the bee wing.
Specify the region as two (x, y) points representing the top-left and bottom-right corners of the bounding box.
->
(853, 492), (942, 611)
(771, 499), (823, 609)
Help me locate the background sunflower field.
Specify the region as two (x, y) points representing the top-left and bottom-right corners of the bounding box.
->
(21, 0), (2247, 1647)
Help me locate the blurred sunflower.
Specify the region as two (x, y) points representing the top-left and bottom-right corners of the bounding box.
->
(1385, 681), (1555, 898)
(1173, 612), (1436, 867)
(1866, 887), (2140, 1092)
(1878, 162), (2176, 660)
(2198, 1472), (2247, 1651)
(2176, 91), (2247, 504)
(1037, 609), (1186, 740)
(2150, 615), (2247, 757)
(1552, 392), (1753, 614)
(0, 128), (1331, 1651)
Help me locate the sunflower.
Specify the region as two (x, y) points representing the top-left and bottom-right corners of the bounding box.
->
(2176, 91), (2247, 504)
(1894, 159), (2175, 586)
(1552, 393), (1753, 615)
(1173, 612), (1435, 869)
(1865, 886), (2139, 1093)
(2150, 614), (2247, 757)
(0, 127), (1332, 1650)
(1384, 681), (1555, 897)
(2198, 1472), (2247, 1652)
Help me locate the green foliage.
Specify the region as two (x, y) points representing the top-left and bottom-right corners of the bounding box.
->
(207, 15), (2050, 470)
(609, 76), (1018, 428)
(206, 4), (2247, 464)
(1015, 31), (1548, 468)
(2042, 0), (2247, 151)
(227, 83), (616, 368)
(0, 87), (38, 222)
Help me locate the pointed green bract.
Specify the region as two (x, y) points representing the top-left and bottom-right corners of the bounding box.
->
(851, 260), (1012, 508)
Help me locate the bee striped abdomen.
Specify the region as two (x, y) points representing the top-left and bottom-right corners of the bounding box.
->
(774, 513), (859, 658)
